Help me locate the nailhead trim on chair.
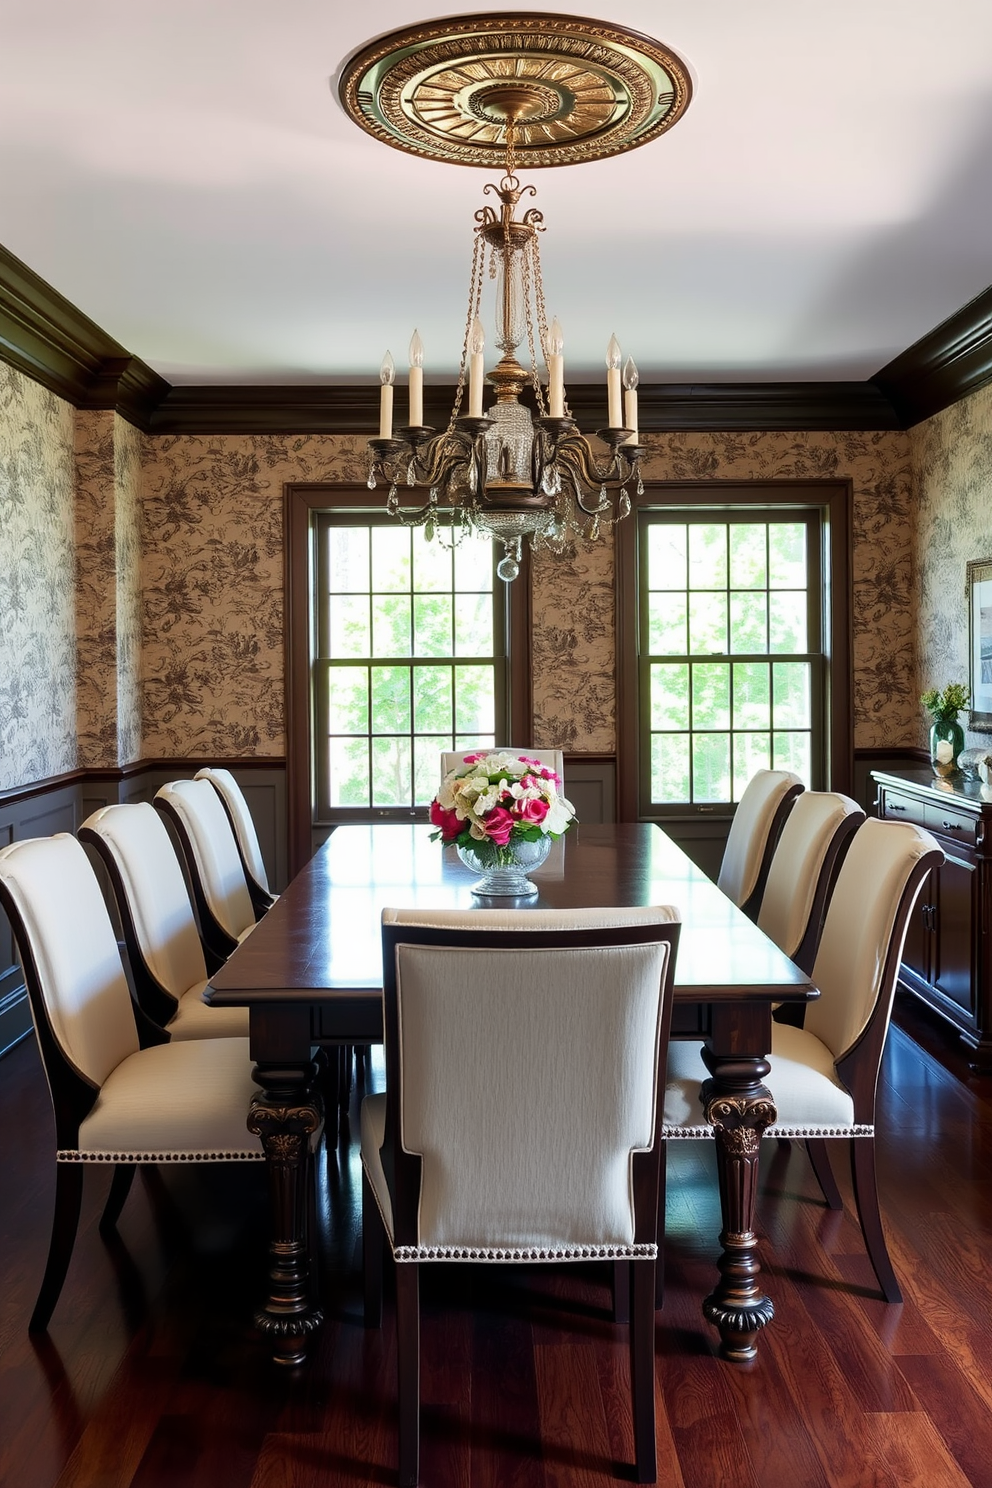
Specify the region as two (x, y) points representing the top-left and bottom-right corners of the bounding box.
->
(392, 1242), (658, 1263)
(661, 1124), (874, 1140)
(57, 1149), (266, 1162)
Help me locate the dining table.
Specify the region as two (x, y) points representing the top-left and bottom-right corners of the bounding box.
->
(206, 820), (815, 1367)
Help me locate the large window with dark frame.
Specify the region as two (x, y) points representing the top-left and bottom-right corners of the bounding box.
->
(312, 513), (508, 821)
(639, 507), (825, 811)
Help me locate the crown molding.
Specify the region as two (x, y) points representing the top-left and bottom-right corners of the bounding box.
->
(872, 285), (992, 427)
(0, 234), (988, 434)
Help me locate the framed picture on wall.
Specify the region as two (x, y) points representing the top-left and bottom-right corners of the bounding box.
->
(967, 557), (992, 731)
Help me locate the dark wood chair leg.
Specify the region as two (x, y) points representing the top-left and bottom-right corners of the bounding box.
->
(396, 1261), (420, 1488)
(850, 1136), (902, 1302)
(655, 1146), (668, 1309)
(630, 1257), (657, 1484)
(99, 1162), (136, 1236)
(612, 1258), (630, 1323)
(805, 1137), (843, 1210)
(362, 1167), (384, 1328)
(30, 1162), (85, 1332)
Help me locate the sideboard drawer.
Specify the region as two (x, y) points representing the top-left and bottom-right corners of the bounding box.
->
(877, 789), (928, 829)
(925, 802), (979, 846)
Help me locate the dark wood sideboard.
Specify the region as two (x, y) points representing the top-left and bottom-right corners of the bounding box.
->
(872, 767), (992, 1070)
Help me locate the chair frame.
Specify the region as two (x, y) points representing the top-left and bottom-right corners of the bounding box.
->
(0, 872), (171, 1330)
(794, 837), (943, 1301)
(366, 915), (680, 1486)
(194, 767), (277, 918)
(154, 790), (252, 964)
(737, 778), (804, 921)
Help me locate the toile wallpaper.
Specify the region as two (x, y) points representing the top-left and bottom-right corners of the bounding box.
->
(0, 364), (78, 792)
(911, 380), (992, 751)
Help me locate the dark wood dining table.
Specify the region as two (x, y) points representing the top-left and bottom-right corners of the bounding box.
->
(206, 821), (815, 1367)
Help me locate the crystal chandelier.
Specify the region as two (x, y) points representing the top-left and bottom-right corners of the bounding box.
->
(367, 126), (644, 584)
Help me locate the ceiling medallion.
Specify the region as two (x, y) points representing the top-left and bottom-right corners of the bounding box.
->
(338, 12), (692, 169)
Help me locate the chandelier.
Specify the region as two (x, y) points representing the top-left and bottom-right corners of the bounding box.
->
(340, 14), (693, 582)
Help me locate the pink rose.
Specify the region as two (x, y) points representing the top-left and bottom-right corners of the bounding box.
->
(429, 800), (462, 840)
(484, 807), (515, 845)
(515, 796), (548, 824)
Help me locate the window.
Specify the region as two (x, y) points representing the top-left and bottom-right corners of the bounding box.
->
(313, 513), (508, 820)
(641, 509), (823, 808)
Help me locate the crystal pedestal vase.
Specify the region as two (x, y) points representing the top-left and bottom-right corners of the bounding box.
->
(456, 835), (552, 896)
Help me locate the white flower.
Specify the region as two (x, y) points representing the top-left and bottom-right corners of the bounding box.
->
(543, 795), (575, 835)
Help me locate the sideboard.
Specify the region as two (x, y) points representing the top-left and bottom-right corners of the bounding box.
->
(872, 767), (992, 1071)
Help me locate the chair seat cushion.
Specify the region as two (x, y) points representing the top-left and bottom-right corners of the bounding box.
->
(664, 1025), (859, 1135)
(168, 980), (250, 1040)
(70, 1036), (264, 1161)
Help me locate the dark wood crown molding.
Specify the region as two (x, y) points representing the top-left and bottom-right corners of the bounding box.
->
(872, 284), (992, 428)
(0, 234), (989, 435)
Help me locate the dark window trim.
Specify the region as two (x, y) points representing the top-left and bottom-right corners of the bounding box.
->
(285, 483), (532, 875)
(615, 480), (853, 824)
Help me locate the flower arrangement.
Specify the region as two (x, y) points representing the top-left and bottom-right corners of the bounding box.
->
(429, 751), (576, 864)
(921, 682), (969, 722)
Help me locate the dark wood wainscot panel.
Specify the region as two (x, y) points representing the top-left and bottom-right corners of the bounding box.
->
(873, 767), (992, 1070)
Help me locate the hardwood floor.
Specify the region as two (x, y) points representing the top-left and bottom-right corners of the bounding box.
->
(2, 1003), (992, 1488)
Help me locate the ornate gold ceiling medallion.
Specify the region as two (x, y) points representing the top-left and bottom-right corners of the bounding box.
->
(338, 13), (692, 168)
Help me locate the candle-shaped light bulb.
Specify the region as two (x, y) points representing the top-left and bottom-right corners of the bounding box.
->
(379, 351), (395, 439)
(606, 333), (622, 428)
(408, 330), (424, 428)
(468, 315), (486, 417)
(546, 316), (565, 418)
(622, 356), (639, 443)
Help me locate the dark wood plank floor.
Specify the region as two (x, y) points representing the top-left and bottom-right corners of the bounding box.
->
(2, 996), (992, 1488)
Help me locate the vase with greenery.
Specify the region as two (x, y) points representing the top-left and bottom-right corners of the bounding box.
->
(921, 682), (969, 776)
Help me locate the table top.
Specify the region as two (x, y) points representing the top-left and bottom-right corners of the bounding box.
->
(206, 822), (814, 1008)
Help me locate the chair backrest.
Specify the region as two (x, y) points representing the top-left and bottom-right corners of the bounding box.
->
(194, 767), (272, 898)
(717, 768), (803, 915)
(378, 905), (680, 1254)
(80, 803), (208, 1009)
(757, 790), (865, 970)
(440, 748), (565, 787)
(0, 835), (143, 1138)
(806, 818), (942, 1101)
(154, 779), (256, 949)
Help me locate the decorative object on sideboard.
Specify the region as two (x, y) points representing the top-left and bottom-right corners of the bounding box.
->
(921, 681), (969, 775)
(340, 15), (692, 582)
(966, 557), (992, 731)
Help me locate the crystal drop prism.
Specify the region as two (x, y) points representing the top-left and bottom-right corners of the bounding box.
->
(367, 472), (377, 490)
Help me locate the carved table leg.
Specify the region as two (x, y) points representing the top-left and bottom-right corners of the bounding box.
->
(247, 1060), (324, 1366)
(699, 1042), (777, 1363)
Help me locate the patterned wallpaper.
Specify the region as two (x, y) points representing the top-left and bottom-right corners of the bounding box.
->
(532, 430), (916, 752)
(911, 381), (992, 751)
(139, 434), (367, 757)
(0, 365), (78, 792)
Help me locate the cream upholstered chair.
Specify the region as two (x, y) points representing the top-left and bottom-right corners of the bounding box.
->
(194, 767), (277, 915)
(363, 904), (680, 1487)
(757, 790), (865, 974)
(717, 768), (803, 919)
(79, 803), (248, 1040)
(154, 779), (258, 962)
(666, 817), (943, 1302)
(440, 747), (564, 785)
(0, 834), (265, 1332)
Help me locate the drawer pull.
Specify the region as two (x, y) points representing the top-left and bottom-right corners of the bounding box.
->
(942, 819), (960, 831)
(888, 802), (907, 812)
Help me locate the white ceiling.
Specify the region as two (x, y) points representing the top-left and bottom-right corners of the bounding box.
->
(2, 0), (992, 386)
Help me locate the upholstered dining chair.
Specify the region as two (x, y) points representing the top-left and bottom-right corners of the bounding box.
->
(665, 817), (943, 1303)
(439, 747), (565, 784)
(194, 767), (277, 916)
(79, 802), (249, 1039)
(757, 790), (865, 974)
(716, 768), (803, 919)
(0, 834), (266, 1332)
(362, 904), (681, 1487)
(154, 779), (259, 963)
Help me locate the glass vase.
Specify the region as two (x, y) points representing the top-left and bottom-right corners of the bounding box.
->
(929, 716), (965, 776)
(456, 834), (552, 897)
